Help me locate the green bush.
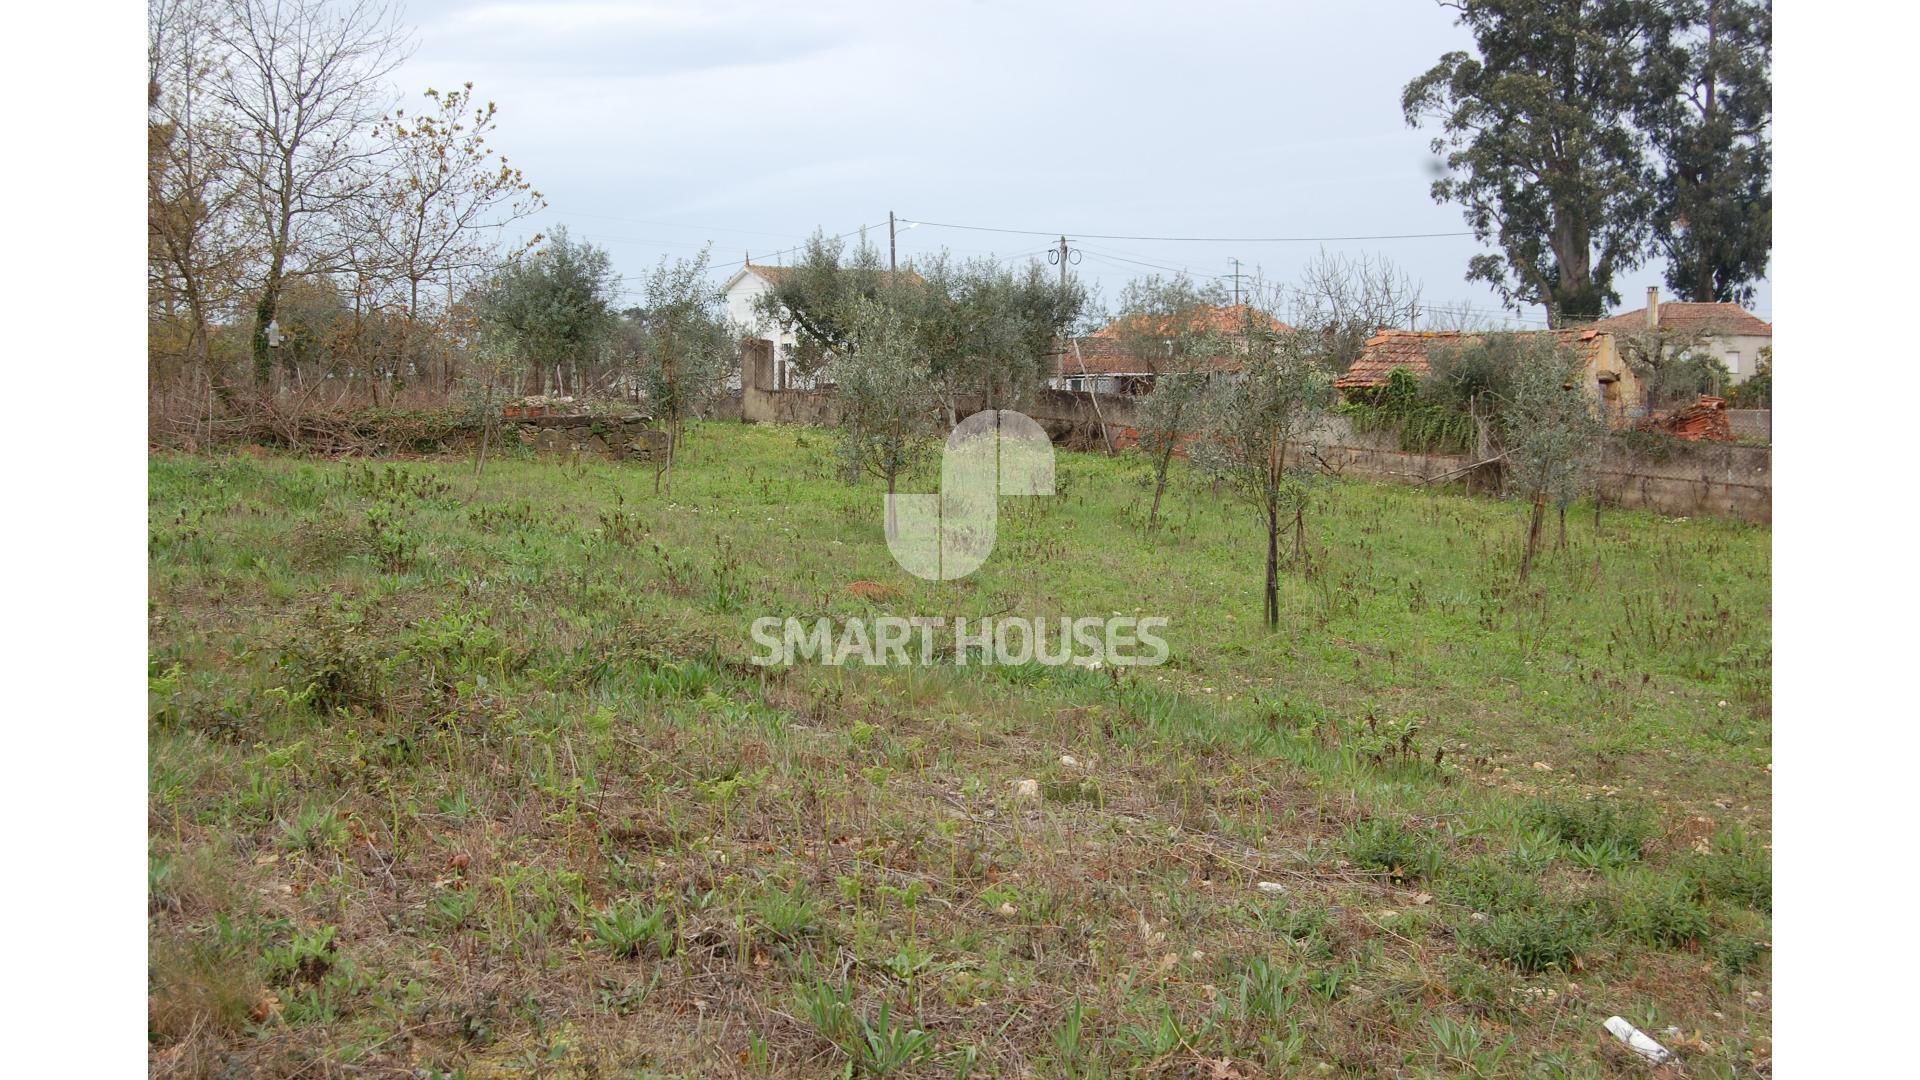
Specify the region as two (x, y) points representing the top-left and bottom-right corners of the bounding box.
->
(1457, 905), (1594, 974)
(1686, 825), (1771, 912)
(1527, 798), (1656, 859)
(1344, 818), (1444, 882)
(1608, 875), (1711, 947)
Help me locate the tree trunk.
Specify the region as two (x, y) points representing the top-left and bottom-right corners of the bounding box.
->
(1519, 489), (1548, 584)
(473, 379), (495, 477)
(1556, 501), (1568, 551)
(1264, 500), (1280, 630)
(251, 256), (283, 385)
(1148, 441), (1174, 530)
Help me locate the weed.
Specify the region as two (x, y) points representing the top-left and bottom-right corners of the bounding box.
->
(1457, 905), (1594, 974)
(1345, 818), (1444, 882)
(1608, 873), (1712, 948)
(1686, 824), (1771, 912)
(280, 805), (349, 855)
(1527, 798), (1655, 859)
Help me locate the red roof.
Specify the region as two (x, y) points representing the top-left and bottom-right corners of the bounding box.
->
(1591, 302), (1771, 337)
(1060, 304), (1292, 378)
(1334, 328), (1608, 390)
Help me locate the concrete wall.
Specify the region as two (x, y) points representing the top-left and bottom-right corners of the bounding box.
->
(1727, 409), (1770, 441)
(1594, 437), (1770, 521)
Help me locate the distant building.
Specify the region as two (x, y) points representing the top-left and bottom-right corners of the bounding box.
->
(1052, 304), (1291, 396)
(1591, 287), (1772, 384)
(1334, 327), (1645, 427)
(722, 263), (807, 392)
(723, 262), (926, 393)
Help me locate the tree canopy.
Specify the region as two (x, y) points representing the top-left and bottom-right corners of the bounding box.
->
(1405, 0), (1770, 323)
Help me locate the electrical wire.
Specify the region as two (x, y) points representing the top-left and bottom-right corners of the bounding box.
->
(900, 216), (1476, 244)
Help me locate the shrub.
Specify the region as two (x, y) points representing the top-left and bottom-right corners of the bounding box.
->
(1609, 875), (1712, 948)
(1527, 799), (1656, 858)
(1345, 818), (1444, 882)
(1686, 824), (1771, 912)
(1457, 905), (1594, 973)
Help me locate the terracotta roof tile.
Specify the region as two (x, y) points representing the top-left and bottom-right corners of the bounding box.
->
(1333, 328), (1607, 390)
(1590, 302), (1771, 337)
(1059, 304), (1292, 378)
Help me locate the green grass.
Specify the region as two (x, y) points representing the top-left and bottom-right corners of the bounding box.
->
(147, 421), (1771, 1076)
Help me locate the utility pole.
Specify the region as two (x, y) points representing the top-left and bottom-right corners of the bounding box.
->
(1231, 257), (1242, 306)
(889, 211), (897, 274)
(1057, 235), (1069, 291)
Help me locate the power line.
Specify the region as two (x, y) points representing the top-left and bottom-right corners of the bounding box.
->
(1078, 247), (1235, 281)
(900, 216), (1476, 244)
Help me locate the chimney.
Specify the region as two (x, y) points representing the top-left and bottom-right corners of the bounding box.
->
(1646, 286), (1660, 330)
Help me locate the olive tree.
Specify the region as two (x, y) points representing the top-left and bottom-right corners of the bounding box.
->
(1192, 321), (1335, 629)
(474, 226), (619, 397)
(1110, 274), (1231, 529)
(1497, 335), (1607, 582)
(629, 248), (736, 494)
(835, 297), (940, 532)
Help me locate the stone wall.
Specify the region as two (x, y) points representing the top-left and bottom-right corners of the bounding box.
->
(500, 414), (667, 461)
(730, 385), (1771, 523)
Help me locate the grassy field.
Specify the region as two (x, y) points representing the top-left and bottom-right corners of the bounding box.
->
(148, 422), (1771, 1078)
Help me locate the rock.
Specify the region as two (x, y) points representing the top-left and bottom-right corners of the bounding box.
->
(1011, 778), (1040, 799)
(1256, 882), (1289, 895)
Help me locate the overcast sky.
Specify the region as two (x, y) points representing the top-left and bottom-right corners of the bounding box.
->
(399, 0), (1770, 326)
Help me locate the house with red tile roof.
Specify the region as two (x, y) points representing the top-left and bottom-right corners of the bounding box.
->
(1334, 326), (1644, 427)
(1591, 287), (1771, 384)
(1052, 304), (1291, 395)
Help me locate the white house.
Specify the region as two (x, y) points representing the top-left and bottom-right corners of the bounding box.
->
(1592, 287), (1772, 384)
(722, 263), (811, 392)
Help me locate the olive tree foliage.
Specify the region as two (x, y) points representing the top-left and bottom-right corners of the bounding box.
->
(752, 230), (892, 388)
(1192, 322), (1335, 630)
(627, 248), (738, 494)
(1613, 324), (1730, 407)
(473, 227), (619, 397)
(835, 298), (941, 524)
(206, 0), (413, 383)
(941, 258), (1086, 410)
(1110, 274), (1232, 530)
(756, 235), (1085, 417)
(1489, 335), (1607, 582)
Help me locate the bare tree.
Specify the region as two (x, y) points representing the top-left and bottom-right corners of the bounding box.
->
(208, 0), (411, 385)
(1423, 302), (1496, 333)
(363, 83), (544, 392)
(1287, 249), (1423, 372)
(149, 0), (253, 400)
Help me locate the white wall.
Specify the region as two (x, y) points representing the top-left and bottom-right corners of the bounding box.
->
(723, 270), (813, 389)
(1699, 334), (1770, 383)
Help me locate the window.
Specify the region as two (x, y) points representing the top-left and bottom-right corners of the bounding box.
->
(1727, 350), (1741, 375)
